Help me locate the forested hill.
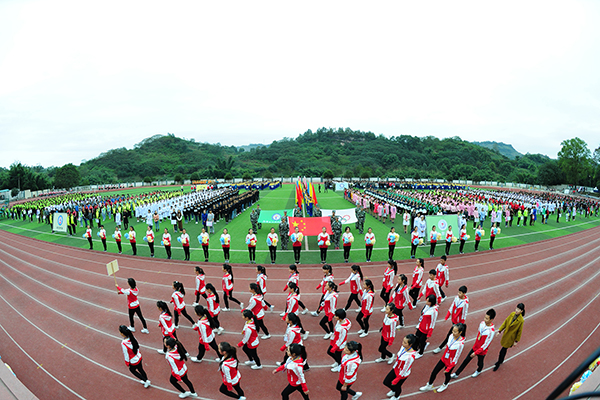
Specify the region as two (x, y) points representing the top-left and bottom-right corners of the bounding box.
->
(471, 141), (522, 159)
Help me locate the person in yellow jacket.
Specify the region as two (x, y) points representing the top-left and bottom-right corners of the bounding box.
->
(493, 303), (524, 371)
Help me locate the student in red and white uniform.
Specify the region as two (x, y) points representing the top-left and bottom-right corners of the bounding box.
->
(218, 342), (246, 399)
(199, 227), (209, 262)
(180, 228), (191, 261)
(246, 228), (257, 264)
(85, 225), (93, 249)
(339, 264), (363, 312)
(452, 309), (496, 379)
(364, 227), (375, 262)
(291, 226), (303, 264)
(171, 281), (195, 328)
(418, 269), (442, 306)
(283, 282), (300, 320)
(222, 264), (242, 311)
(415, 294), (439, 359)
(192, 267), (206, 306)
(390, 274), (414, 328)
(445, 225), (453, 256)
(114, 227), (123, 254)
(256, 265), (274, 309)
(341, 226), (354, 263)
(246, 283), (270, 339)
(145, 225), (155, 257)
(410, 226), (419, 259)
(336, 341), (363, 400)
(318, 226), (330, 264)
(221, 228), (231, 263)
(283, 265), (308, 314)
(375, 303), (399, 363)
(116, 277), (149, 333)
(357, 279), (374, 338)
(383, 334), (418, 400)
(434, 285), (469, 354)
(190, 305), (220, 363)
(435, 255), (450, 301)
(419, 323), (465, 393)
(99, 224), (107, 251)
(279, 312), (309, 369)
(273, 343), (309, 400)
(164, 337), (198, 398)
(380, 260), (397, 312)
(313, 264), (334, 316)
(409, 258), (424, 307)
(316, 281), (338, 339)
(267, 227), (278, 264)
(156, 301), (186, 355)
(238, 310), (263, 369)
(459, 224), (467, 254)
(205, 283), (225, 334)
(329, 309), (352, 372)
(128, 226), (137, 255)
(119, 325), (150, 388)
(429, 225), (438, 257)
(162, 228), (172, 259)
(489, 222), (499, 250)
(474, 224), (483, 252)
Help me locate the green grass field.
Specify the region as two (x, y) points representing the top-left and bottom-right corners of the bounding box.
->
(2, 184), (599, 264)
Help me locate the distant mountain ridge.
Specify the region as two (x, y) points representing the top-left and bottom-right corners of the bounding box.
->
(472, 141), (522, 159)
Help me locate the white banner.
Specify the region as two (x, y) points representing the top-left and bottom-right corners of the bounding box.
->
(321, 208), (357, 224)
(53, 212), (68, 233)
(335, 182), (349, 191)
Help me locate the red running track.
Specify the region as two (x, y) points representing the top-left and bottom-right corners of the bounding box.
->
(1, 226), (600, 400)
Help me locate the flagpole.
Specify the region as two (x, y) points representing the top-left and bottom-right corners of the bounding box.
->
(303, 183), (309, 251)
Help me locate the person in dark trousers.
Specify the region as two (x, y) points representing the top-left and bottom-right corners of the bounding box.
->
(493, 303), (524, 371)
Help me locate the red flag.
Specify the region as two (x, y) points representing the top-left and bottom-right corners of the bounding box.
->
(288, 217), (332, 236)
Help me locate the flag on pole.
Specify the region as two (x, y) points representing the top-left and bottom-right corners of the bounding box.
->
(257, 209), (294, 223)
(288, 217), (332, 236)
(295, 178), (303, 208)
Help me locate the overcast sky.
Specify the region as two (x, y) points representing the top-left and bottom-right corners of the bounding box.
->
(1, 0), (600, 169)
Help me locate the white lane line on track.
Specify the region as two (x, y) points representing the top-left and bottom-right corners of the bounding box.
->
(0, 322), (87, 400)
(0, 293), (216, 400)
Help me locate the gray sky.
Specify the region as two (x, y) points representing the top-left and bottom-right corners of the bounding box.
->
(1, 0), (600, 169)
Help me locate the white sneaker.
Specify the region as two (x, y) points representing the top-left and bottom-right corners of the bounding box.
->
(185, 353), (190, 357)
(215, 357), (222, 362)
(144, 380), (151, 388)
(323, 332), (332, 340)
(251, 365), (263, 370)
(441, 297), (447, 303)
(419, 384), (433, 391)
(331, 365), (341, 372)
(331, 362), (339, 368)
(450, 373), (458, 379)
(301, 309), (308, 315)
(433, 347), (442, 354)
(424, 342), (430, 351)
(471, 371), (481, 378)
(179, 392), (191, 398)
(240, 303), (244, 310)
(375, 357), (386, 363)
(355, 308), (361, 313)
(157, 349), (165, 354)
(141, 328), (149, 334)
(127, 326), (135, 332)
(261, 334), (271, 340)
(217, 327), (225, 335)
(191, 357), (202, 363)
(303, 331), (309, 340)
(311, 311), (319, 317)
(175, 325), (180, 329)
(387, 390), (395, 397)
(276, 362), (282, 366)
(380, 307), (387, 312)
(387, 357), (395, 364)
(191, 302), (199, 306)
(280, 312), (286, 317)
(415, 353), (423, 359)
(140, 380), (146, 385)
(189, 394), (198, 398)
(352, 392), (362, 400)
(437, 383), (448, 392)
(244, 360), (256, 365)
(357, 329), (364, 334)
(239, 397), (246, 400)
(222, 308), (229, 312)
(359, 332), (368, 338)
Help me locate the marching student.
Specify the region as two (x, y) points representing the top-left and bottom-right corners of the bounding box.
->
(221, 228), (231, 263)
(171, 281), (195, 328)
(246, 283), (271, 339)
(387, 227), (398, 260)
(474, 224), (483, 252)
(267, 227), (278, 264)
(116, 278), (149, 333)
(279, 312), (310, 369)
(222, 264), (243, 311)
(383, 334), (418, 400)
(190, 305), (220, 363)
(99, 224), (107, 251)
(145, 225), (155, 257)
(339, 264), (364, 312)
(493, 303), (525, 371)
(419, 323), (465, 393)
(409, 258), (424, 307)
(418, 269), (442, 306)
(414, 294), (439, 359)
(380, 260), (397, 311)
(429, 225), (438, 257)
(364, 227), (375, 262)
(283, 265), (308, 314)
(434, 285), (469, 354)
(435, 255), (450, 301)
(256, 265), (274, 309)
(199, 227), (209, 262)
(390, 274), (414, 328)
(445, 226), (453, 256)
(84, 225), (93, 250)
(127, 226), (137, 255)
(246, 228), (257, 264)
(410, 226), (419, 259)
(218, 342), (247, 400)
(205, 283), (225, 334)
(291, 226), (303, 264)
(282, 282), (301, 319)
(180, 228), (191, 261)
(273, 343), (310, 400)
(316, 281), (339, 339)
(452, 309), (496, 379)
(342, 227), (354, 263)
(163, 228), (172, 259)
(164, 337), (198, 398)
(336, 341), (363, 400)
(192, 267), (206, 306)
(156, 301), (186, 355)
(318, 226), (330, 264)
(238, 310), (263, 369)
(356, 279), (374, 338)
(459, 224), (468, 254)
(119, 325), (151, 388)
(313, 264), (334, 316)
(329, 309), (352, 372)
(375, 303), (399, 363)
